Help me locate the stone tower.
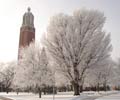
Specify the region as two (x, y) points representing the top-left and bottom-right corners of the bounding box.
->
(18, 7), (35, 59)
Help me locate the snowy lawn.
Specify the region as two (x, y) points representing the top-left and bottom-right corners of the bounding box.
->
(1, 92), (76, 100)
(0, 91), (118, 100)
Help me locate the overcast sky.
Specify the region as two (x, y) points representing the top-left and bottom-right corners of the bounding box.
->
(0, 0), (120, 62)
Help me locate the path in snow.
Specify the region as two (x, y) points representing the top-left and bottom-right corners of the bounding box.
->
(72, 95), (100, 100)
(71, 91), (119, 100)
(96, 92), (120, 100)
(0, 96), (12, 100)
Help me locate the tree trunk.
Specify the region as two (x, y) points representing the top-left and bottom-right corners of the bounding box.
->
(79, 85), (83, 93)
(73, 63), (80, 95)
(38, 87), (41, 98)
(6, 88), (9, 94)
(80, 76), (85, 93)
(43, 88), (46, 95)
(103, 82), (107, 91)
(97, 83), (100, 92)
(17, 91), (19, 95)
(73, 82), (80, 95)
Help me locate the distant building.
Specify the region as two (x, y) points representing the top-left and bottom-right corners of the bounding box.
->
(18, 7), (35, 59)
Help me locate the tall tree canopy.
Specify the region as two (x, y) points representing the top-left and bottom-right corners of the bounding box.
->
(45, 9), (112, 95)
(14, 43), (53, 98)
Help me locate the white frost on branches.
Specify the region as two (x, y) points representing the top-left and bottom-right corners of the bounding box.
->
(14, 42), (53, 89)
(45, 9), (112, 94)
(0, 61), (16, 91)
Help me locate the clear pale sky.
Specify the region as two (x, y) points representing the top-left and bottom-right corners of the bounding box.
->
(0, 0), (120, 62)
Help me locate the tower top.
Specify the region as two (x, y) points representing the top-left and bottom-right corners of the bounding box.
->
(22, 7), (34, 27)
(27, 7), (31, 12)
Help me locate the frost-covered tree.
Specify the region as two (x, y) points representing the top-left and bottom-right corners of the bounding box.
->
(85, 58), (114, 91)
(0, 61), (16, 93)
(45, 9), (112, 95)
(0, 63), (5, 84)
(113, 58), (120, 88)
(116, 58), (120, 77)
(14, 42), (53, 98)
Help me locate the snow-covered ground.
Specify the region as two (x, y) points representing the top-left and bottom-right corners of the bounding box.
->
(1, 92), (76, 100)
(0, 91), (119, 100)
(96, 91), (120, 100)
